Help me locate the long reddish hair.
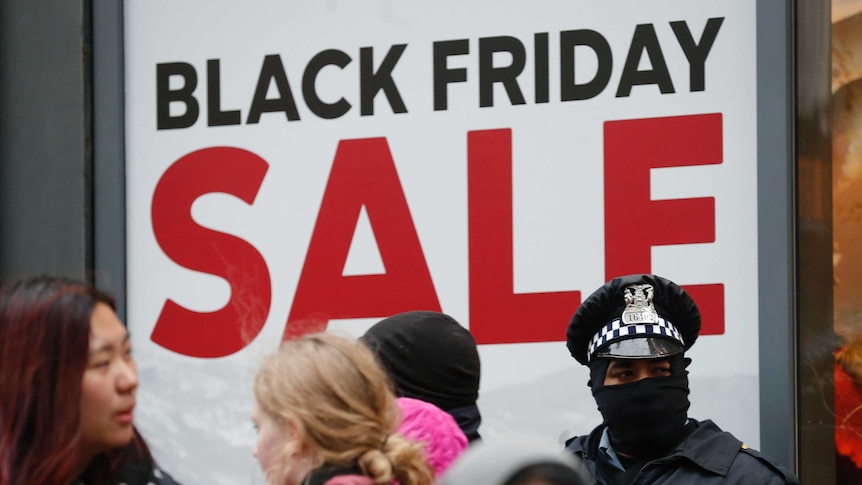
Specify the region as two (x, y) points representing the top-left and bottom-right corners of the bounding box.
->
(0, 275), (150, 485)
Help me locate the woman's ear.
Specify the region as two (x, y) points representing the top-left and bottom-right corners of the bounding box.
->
(282, 418), (302, 450)
(282, 418), (312, 460)
(285, 417), (299, 437)
(275, 419), (319, 485)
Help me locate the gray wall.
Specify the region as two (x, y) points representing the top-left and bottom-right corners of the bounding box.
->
(0, 0), (91, 282)
(92, 1), (127, 315)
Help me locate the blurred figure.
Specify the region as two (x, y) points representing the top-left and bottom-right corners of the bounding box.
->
(835, 335), (862, 483)
(0, 275), (179, 485)
(361, 310), (483, 442)
(396, 397), (468, 477)
(439, 437), (590, 485)
(252, 333), (434, 485)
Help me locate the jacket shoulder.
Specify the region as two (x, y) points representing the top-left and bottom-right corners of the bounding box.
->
(653, 420), (798, 483)
(695, 420), (798, 484)
(736, 446), (800, 484)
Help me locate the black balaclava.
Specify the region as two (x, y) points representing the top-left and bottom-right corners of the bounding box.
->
(588, 354), (691, 458)
(360, 310), (483, 441)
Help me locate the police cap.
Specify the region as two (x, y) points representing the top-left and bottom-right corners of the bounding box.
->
(566, 274), (701, 365)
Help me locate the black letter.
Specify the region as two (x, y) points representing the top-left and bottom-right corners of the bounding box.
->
(360, 45), (407, 116)
(247, 54), (301, 124)
(479, 36), (526, 108)
(616, 24), (675, 97)
(433, 40), (469, 111)
(535, 33), (549, 104)
(207, 59), (241, 126)
(302, 49), (352, 119)
(157, 62), (199, 130)
(560, 30), (612, 101)
(670, 17), (724, 92)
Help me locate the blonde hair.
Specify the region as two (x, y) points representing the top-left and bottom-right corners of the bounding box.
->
(254, 332), (434, 485)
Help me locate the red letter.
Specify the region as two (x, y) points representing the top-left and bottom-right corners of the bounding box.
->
(151, 147), (271, 357)
(468, 129), (581, 344)
(604, 113), (724, 335)
(284, 138), (440, 340)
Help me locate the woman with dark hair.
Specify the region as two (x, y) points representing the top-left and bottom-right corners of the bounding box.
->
(0, 275), (179, 485)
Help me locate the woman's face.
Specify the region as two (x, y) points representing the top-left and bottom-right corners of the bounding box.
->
(252, 402), (315, 485)
(252, 402), (288, 481)
(79, 302), (138, 456)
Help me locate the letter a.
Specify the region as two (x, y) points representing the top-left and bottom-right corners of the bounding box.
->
(284, 138), (441, 340)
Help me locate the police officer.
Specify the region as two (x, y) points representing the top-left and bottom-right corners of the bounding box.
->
(564, 274), (799, 484)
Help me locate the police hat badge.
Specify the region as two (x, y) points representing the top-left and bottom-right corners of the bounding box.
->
(566, 274), (701, 365)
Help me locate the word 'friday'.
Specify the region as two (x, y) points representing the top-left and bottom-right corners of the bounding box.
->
(156, 18), (724, 130)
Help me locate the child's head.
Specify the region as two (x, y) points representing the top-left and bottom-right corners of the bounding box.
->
(253, 332), (433, 485)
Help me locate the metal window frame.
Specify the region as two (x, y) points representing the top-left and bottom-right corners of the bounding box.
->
(92, 1), (834, 479)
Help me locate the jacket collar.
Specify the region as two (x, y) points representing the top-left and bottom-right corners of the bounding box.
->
(660, 419), (741, 476)
(567, 419), (742, 477)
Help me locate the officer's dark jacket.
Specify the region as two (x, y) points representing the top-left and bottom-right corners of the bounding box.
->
(565, 419), (799, 485)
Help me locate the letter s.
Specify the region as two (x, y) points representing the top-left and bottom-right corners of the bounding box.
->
(150, 147), (271, 358)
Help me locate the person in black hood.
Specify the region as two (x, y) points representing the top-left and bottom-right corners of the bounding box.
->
(360, 310), (483, 442)
(564, 274), (798, 484)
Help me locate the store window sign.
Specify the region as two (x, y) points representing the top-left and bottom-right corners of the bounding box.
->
(150, 114), (724, 358)
(124, 4), (758, 481)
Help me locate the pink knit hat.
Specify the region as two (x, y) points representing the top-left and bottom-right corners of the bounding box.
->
(396, 397), (469, 477)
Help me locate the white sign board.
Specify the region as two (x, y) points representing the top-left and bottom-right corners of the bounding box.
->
(125, 2), (758, 483)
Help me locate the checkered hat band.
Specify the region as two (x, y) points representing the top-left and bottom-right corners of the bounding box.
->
(587, 317), (684, 360)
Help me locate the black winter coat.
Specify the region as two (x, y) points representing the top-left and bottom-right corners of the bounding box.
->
(74, 453), (181, 485)
(565, 419), (799, 484)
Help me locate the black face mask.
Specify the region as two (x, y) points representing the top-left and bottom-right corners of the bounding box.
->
(591, 373), (690, 458)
